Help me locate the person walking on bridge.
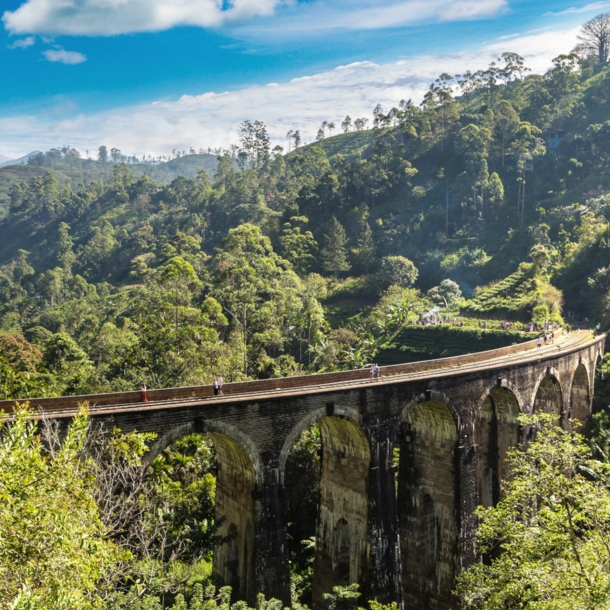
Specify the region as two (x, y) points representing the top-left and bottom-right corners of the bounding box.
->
(217, 374), (224, 395)
(537, 337), (542, 350)
(373, 363), (381, 382)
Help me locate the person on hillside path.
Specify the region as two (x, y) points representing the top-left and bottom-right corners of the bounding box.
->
(140, 383), (148, 403)
(537, 337), (542, 350)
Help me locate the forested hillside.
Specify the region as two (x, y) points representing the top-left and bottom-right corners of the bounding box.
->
(3, 44), (610, 399)
(0, 150), (224, 216)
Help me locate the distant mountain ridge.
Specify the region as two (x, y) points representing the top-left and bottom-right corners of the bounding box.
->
(0, 151), (40, 168)
(0, 152), (224, 215)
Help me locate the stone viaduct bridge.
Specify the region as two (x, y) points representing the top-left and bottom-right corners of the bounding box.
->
(1, 330), (605, 609)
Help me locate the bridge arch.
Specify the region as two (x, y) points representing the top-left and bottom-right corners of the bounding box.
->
(475, 387), (520, 508)
(532, 370), (564, 417)
(145, 419), (263, 483)
(143, 419), (261, 603)
(570, 361), (591, 425)
(279, 406), (363, 479)
(400, 390), (460, 430)
(280, 407), (371, 609)
(397, 392), (459, 608)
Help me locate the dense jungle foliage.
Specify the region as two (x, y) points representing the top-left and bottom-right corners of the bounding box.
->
(7, 20), (610, 609)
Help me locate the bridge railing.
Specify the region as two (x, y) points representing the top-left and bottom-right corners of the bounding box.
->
(0, 329), (580, 413)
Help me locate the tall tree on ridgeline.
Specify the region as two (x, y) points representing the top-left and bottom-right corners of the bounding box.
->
(577, 12), (610, 63)
(97, 145), (108, 165)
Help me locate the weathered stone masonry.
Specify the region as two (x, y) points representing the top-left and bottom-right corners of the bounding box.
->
(6, 334), (604, 609)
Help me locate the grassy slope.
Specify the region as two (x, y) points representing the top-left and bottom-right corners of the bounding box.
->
(288, 130), (377, 161)
(376, 324), (534, 365)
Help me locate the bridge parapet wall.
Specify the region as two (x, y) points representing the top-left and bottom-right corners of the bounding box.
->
(0, 331), (561, 413)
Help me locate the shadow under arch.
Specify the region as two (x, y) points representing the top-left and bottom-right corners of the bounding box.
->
(280, 408), (371, 610)
(144, 419), (261, 604)
(397, 394), (458, 609)
(533, 371), (564, 417)
(475, 387), (520, 509)
(570, 361), (591, 424)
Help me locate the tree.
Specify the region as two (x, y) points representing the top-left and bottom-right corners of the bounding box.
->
(373, 104), (385, 128)
(0, 406), (119, 609)
(12, 249), (34, 284)
(57, 222), (76, 272)
(43, 332), (96, 393)
(341, 116), (352, 133)
(487, 172), (504, 210)
(494, 101), (519, 166)
(578, 12), (610, 63)
(320, 216), (351, 276)
(354, 118), (369, 131)
(293, 130), (302, 149)
(379, 256), (418, 288)
(421, 73), (459, 150)
(354, 222), (375, 273)
(98, 146), (108, 164)
(457, 414), (610, 609)
(455, 124), (492, 217)
(238, 120), (270, 168)
(587, 121), (610, 160)
(427, 279), (462, 307)
(327, 121), (336, 137)
(316, 128), (325, 141)
(279, 216), (318, 275)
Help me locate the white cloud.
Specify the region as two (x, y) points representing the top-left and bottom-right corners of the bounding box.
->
(42, 48), (87, 64)
(236, 0), (506, 37)
(3, 0), (281, 36)
(2, 0), (507, 37)
(546, 2), (610, 16)
(0, 27), (580, 159)
(8, 35), (34, 48)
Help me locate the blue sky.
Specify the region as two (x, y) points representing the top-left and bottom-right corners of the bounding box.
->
(0, 0), (607, 158)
